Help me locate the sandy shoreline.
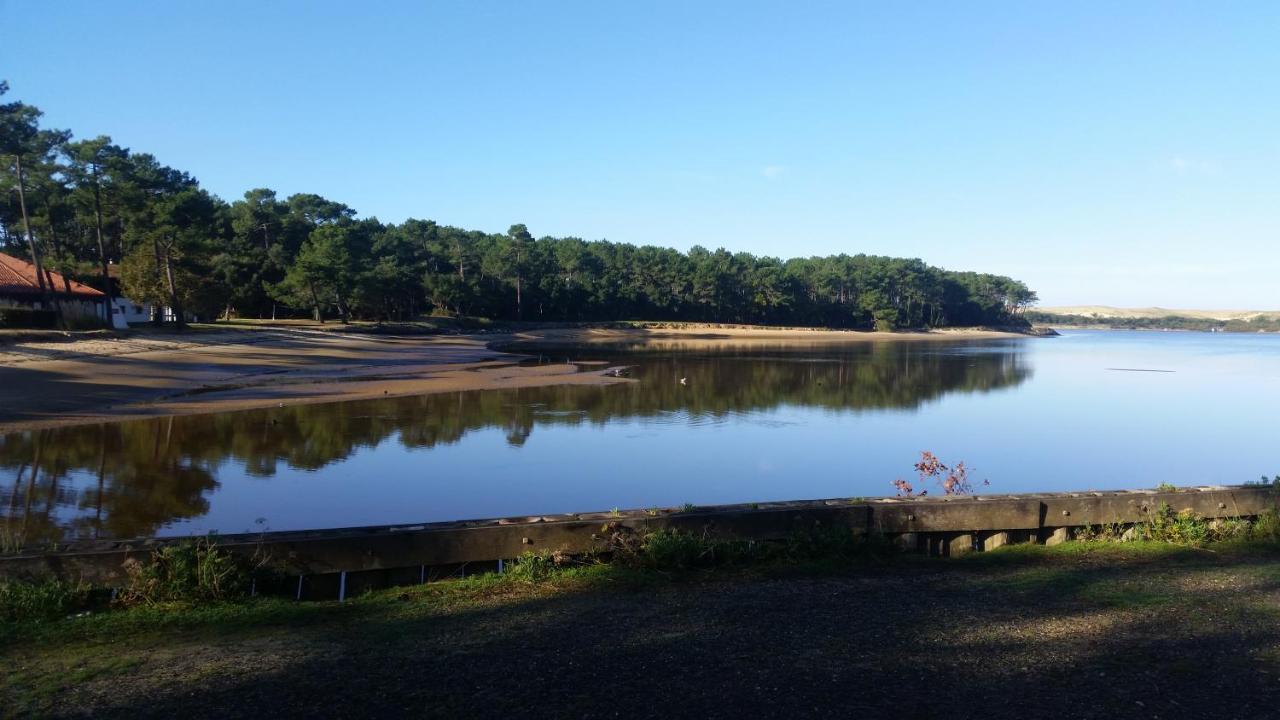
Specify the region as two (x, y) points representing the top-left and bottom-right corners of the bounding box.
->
(0, 325), (1034, 433)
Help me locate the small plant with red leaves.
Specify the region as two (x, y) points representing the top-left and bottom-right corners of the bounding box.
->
(893, 451), (990, 497)
(891, 477), (919, 497)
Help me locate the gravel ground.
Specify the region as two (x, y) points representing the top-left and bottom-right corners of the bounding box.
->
(10, 549), (1280, 719)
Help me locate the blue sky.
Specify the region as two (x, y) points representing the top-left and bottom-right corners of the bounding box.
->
(3, 1), (1277, 308)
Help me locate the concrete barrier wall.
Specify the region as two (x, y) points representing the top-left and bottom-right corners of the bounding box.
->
(2, 485), (1275, 593)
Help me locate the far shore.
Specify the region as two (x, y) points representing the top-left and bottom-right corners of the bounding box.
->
(0, 323), (1041, 433)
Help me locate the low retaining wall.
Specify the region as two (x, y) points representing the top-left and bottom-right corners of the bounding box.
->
(2, 486), (1274, 598)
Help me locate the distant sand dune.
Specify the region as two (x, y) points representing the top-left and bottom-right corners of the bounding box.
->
(1038, 306), (1280, 322)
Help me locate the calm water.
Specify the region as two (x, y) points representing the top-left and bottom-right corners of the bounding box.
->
(3, 330), (1279, 543)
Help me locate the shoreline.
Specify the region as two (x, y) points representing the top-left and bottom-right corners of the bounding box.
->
(0, 324), (1039, 433)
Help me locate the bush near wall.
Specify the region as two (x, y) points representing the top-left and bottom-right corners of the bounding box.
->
(0, 307), (58, 328)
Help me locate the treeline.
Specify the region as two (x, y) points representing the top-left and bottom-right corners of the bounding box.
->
(1027, 312), (1280, 333)
(1, 83), (1037, 330)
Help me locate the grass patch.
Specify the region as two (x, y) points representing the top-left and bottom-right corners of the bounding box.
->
(0, 579), (93, 623)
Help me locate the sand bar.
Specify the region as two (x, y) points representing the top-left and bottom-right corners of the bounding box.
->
(0, 324), (1032, 432)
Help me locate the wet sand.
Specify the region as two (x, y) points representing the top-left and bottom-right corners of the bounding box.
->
(0, 325), (1028, 432)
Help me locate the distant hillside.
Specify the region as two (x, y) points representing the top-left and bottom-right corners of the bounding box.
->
(1038, 306), (1280, 322)
(1029, 306), (1280, 332)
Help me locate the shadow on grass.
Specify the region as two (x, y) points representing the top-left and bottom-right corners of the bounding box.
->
(10, 543), (1280, 719)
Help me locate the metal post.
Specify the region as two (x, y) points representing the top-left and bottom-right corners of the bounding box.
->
(338, 570), (347, 602)
(419, 565), (426, 584)
(497, 558), (505, 575)
(296, 575), (304, 601)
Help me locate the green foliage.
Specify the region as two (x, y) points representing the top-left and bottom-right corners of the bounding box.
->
(1076, 504), (1270, 547)
(0, 579), (91, 622)
(0, 82), (1036, 329)
(505, 551), (562, 583)
(638, 530), (728, 570)
(117, 537), (253, 605)
(1252, 509), (1280, 541)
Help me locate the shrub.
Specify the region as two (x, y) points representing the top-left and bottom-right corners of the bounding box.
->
(506, 551), (565, 583)
(639, 530), (720, 570)
(117, 537), (252, 605)
(1253, 509), (1280, 541)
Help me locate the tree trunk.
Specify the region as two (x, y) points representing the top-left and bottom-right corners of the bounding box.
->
(161, 238), (185, 331)
(150, 237), (165, 327)
(308, 282), (323, 323)
(43, 206), (73, 295)
(334, 290), (349, 324)
(91, 165), (113, 326)
(13, 155), (62, 327)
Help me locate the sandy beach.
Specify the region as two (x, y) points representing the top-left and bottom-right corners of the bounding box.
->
(0, 324), (1030, 432)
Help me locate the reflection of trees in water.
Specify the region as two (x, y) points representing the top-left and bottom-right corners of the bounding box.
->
(0, 345), (1029, 542)
(1, 422), (217, 547)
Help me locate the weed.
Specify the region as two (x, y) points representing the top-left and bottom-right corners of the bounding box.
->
(609, 507), (622, 518)
(117, 536), (254, 605)
(1156, 482), (1178, 493)
(1253, 509), (1280, 541)
(505, 551), (566, 583)
(680, 503), (698, 513)
(0, 580), (92, 622)
(1075, 504), (1266, 548)
(638, 530), (721, 570)
(1, 522), (22, 555)
(1135, 503), (1213, 545)
(893, 451), (990, 497)
(1075, 522), (1131, 543)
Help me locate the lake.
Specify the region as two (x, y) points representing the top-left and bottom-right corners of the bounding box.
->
(3, 330), (1278, 543)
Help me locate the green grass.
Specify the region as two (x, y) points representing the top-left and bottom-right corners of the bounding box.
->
(6, 534), (1273, 648)
(8, 537), (1280, 716)
(0, 579), (93, 623)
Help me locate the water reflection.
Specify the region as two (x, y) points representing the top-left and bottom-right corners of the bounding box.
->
(1, 342), (1030, 544)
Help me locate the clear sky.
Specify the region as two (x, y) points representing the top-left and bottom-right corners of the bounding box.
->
(3, 1), (1277, 308)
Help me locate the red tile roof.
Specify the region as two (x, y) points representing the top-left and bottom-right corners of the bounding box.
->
(0, 252), (105, 298)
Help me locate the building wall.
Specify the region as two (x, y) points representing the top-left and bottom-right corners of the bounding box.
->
(111, 297), (152, 326)
(0, 295), (108, 327)
(1, 296), (102, 316)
